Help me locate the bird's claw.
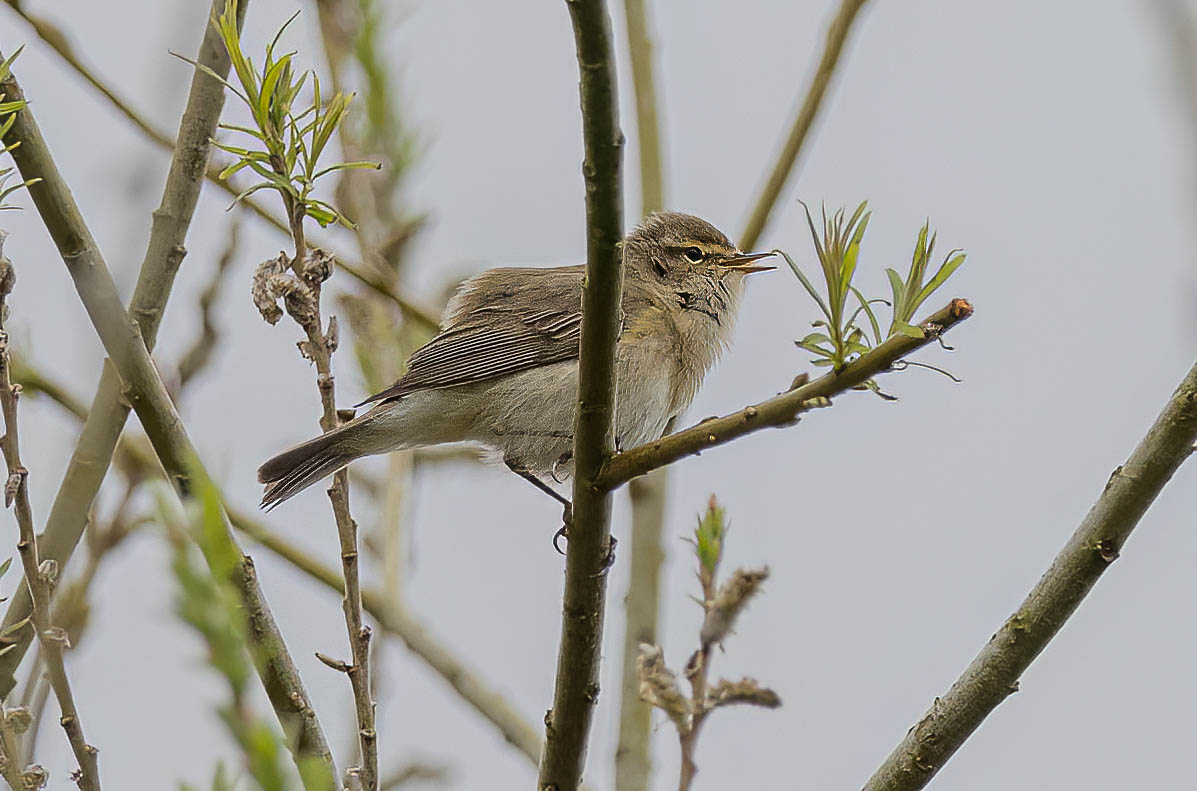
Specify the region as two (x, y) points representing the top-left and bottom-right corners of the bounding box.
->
(553, 503), (573, 555)
(591, 535), (618, 577)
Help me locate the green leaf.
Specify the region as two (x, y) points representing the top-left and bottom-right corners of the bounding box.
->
(777, 249), (832, 322)
(0, 557), (11, 578)
(893, 322), (925, 339)
(310, 160), (382, 182)
(848, 287), (884, 346)
(0, 45), (25, 82)
(798, 332), (832, 347)
(914, 250), (966, 308)
(217, 122), (268, 142)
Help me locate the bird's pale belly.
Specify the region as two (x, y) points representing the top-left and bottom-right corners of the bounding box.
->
(451, 349), (676, 478)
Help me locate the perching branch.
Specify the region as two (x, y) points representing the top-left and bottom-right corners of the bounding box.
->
(538, 0), (624, 788)
(0, 59), (338, 788)
(0, 0), (247, 698)
(615, 0), (668, 787)
(738, 0), (871, 250)
(0, 0), (441, 332)
(863, 358), (1197, 791)
(0, 235), (101, 790)
(597, 298), (973, 488)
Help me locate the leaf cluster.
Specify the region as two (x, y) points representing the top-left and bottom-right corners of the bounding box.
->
(780, 200), (967, 375)
(192, 0), (379, 229)
(0, 48), (41, 210)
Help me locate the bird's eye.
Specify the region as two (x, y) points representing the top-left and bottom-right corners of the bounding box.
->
(683, 246), (704, 262)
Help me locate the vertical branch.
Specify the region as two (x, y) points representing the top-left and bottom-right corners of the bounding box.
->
(291, 257), (377, 791)
(738, 0), (871, 250)
(537, 0), (624, 789)
(0, 0), (248, 698)
(0, 62), (338, 790)
(615, 470), (666, 791)
(863, 360), (1197, 791)
(0, 235), (101, 790)
(616, 0), (666, 785)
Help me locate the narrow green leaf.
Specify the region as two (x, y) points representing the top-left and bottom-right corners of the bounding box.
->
(848, 287), (884, 346)
(914, 250), (967, 308)
(777, 249), (833, 323)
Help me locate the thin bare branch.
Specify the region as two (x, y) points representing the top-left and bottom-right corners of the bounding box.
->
(863, 358), (1197, 790)
(0, 234), (101, 790)
(538, 0), (624, 788)
(176, 213), (240, 390)
(739, 0), (871, 250)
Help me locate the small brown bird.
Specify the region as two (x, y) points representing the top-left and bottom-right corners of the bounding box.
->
(258, 212), (772, 509)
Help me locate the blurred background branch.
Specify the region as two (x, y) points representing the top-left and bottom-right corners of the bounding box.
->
(614, 0), (669, 788)
(739, 0), (872, 250)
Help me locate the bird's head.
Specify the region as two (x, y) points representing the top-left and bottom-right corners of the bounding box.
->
(623, 212), (775, 285)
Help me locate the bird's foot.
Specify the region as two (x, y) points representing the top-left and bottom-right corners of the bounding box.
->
(553, 502), (572, 555)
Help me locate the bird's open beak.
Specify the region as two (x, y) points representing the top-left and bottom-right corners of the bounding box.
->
(720, 251), (776, 274)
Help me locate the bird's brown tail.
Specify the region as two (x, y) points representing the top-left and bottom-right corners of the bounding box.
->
(258, 419), (369, 510)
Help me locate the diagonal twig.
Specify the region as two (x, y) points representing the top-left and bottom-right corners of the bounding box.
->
(863, 358), (1197, 790)
(739, 0), (872, 250)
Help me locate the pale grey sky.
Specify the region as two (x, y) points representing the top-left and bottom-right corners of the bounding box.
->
(2, 0), (1197, 789)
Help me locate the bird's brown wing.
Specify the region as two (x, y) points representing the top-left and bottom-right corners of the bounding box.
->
(356, 265), (586, 406)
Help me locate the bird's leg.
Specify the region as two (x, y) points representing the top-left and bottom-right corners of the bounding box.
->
(504, 459), (572, 554)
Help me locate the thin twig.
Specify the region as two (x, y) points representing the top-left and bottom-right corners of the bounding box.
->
(596, 299), (974, 489)
(863, 358), (1197, 790)
(738, 0), (871, 250)
(276, 238), (377, 791)
(0, 233), (101, 790)
(0, 0), (249, 698)
(0, 59), (338, 788)
(176, 213), (241, 390)
(538, 1), (624, 789)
